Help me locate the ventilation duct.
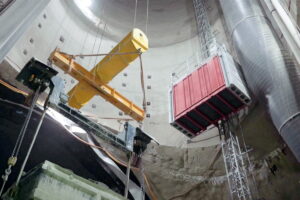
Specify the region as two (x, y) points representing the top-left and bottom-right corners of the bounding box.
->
(219, 0), (300, 162)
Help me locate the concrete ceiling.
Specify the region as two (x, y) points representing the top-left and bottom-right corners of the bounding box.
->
(71, 0), (198, 47)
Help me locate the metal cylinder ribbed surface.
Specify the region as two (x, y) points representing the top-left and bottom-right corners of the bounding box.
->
(220, 0), (300, 162)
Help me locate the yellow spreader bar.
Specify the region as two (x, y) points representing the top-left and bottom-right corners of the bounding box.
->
(66, 29), (148, 110)
(91, 28), (148, 84)
(49, 50), (145, 121)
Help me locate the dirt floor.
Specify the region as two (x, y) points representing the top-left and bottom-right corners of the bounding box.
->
(140, 104), (300, 200)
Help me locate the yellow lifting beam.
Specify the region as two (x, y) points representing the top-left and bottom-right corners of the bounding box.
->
(49, 29), (148, 122)
(49, 51), (145, 121)
(91, 28), (148, 84)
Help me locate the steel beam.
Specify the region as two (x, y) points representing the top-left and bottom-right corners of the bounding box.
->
(49, 50), (145, 121)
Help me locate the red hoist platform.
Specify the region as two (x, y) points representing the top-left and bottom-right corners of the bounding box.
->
(169, 49), (251, 138)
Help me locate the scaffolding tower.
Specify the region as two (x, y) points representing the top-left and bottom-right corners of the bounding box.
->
(193, 0), (216, 60)
(221, 130), (253, 200)
(192, 3), (254, 198)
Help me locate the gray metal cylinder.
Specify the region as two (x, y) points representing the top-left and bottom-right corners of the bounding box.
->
(219, 0), (300, 162)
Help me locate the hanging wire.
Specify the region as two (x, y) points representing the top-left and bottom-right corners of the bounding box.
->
(80, 24), (93, 55)
(68, 18), (102, 104)
(15, 87), (54, 186)
(14, 88), (41, 158)
(88, 22), (102, 69)
(80, 32), (88, 54)
(133, 0), (138, 28)
(79, 2), (97, 56)
(93, 0), (106, 67)
(138, 54), (147, 113)
(145, 0), (149, 34)
(93, 23), (107, 67)
(61, 51), (141, 58)
(0, 85), (41, 197)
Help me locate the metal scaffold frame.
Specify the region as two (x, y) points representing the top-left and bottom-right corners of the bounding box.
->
(221, 130), (253, 200)
(171, 0), (219, 85)
(193, 0), (216, 60)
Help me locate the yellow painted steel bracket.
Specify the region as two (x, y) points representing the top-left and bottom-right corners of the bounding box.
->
(49, 29), (148, 121)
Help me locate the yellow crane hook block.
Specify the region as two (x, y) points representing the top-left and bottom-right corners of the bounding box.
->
(49, 29), (148, 121)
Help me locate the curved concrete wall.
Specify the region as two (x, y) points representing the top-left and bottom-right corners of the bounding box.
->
(4, 0), (226, 146)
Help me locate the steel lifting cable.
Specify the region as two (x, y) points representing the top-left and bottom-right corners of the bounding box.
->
(15, 88), (54, 187)
(90, 22), (102, 83)
(139, 54), (147, 113)
(51, 1), (87, 103)
(14, 87), (41, 158)
(93, 23), (107, 67)
(133, 0), (138, 28)
(145, 0), (149, 34)
(136, 44), (148, 198)
(93, 0), (106, 68)
(0, 85), (41, 197)
(79, 21), (92, 54)
(87, 116), (134, 121)
(136, 52), (148, 199)
(89, 22), (102, 69)
(61, 51), (141, 58)
(83, 111), (134, 121)
(65, 19), (103, 104)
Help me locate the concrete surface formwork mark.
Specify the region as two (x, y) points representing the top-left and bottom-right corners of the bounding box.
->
(67, 0), (198, 48)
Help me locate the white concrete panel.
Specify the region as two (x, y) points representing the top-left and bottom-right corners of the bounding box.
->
(5, 0), (228, 147)
(0, 0), (50, 62)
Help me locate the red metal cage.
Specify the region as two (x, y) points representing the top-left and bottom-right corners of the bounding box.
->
(170, 52), (250, 138)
